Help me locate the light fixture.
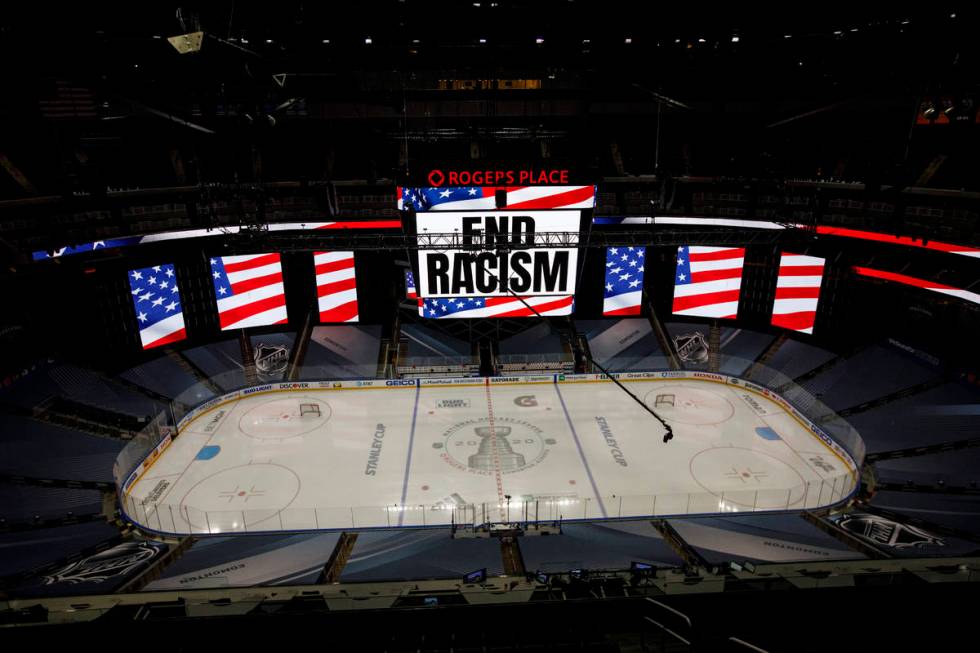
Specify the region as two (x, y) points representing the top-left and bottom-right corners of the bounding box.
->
(535, 37), (544, 44)
(624, 37), (632, 44)
(322, 39), (330, 44)
(479, 38), (486, 44)
(697, 38), (705, 43)
(266, 39), (273, 44)
(365, 37), (373, 44)
(731, 35), (740, 42)
(166, 31), (204, 54)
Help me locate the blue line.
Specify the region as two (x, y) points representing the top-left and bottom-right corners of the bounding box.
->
(553, 383), (607, 518)
(398, 384), (422, 526)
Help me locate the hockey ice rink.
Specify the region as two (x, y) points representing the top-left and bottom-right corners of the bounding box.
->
(124, 376), (860, 535)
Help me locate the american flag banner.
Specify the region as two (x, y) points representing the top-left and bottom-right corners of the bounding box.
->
(397, 185), (595, 211)
(603, 247), (645, 316)
(210, 253), (288, 330)
(771, 253), (825, 334)
(128, 263), (186, 350)
(315, 251), (359, 323)
(419, 295), (574, 319)
(672, 246), (746, 319)
(404, 269), (417, 299)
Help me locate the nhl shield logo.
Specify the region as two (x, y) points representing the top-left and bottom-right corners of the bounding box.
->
(673, 331), (709, 365)
(254, 343), (289, 379)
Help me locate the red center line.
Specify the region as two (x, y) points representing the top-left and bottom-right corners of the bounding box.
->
(484, 382), (507, 522)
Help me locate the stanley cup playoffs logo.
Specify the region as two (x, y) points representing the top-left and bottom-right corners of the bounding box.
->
(435, 417), (556, 474)
(469, 425), (524, 472)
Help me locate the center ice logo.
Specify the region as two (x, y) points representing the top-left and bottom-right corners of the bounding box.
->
(434, 417), (557, 474)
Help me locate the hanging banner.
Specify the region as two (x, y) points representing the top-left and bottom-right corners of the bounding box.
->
(415, 211), (580, 299)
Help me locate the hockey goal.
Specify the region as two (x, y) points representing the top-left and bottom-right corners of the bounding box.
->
(299, 403), (321, 418)
(653, 394), (676, 408)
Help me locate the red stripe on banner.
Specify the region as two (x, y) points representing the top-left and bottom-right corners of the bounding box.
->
(230, 271), (283, 295)
(672, 289), (741, 312)
(774, 286), (822, 300)
(690, 268), (744, 283)
(484, 296), (524, 307)
(777, 265), (825, 276)
(219, 294), (286, 328)
(771, 311), (817, 331)
(316, 220), (401, 229)
(604, 305), (642, 316)
(818, 226), (979, 255)
(505, 185), (595, 210)
(688, 248), (745, 262)
(222, 253), (280, 274)
(143, 328), (186, 350)
(407, 290), (418, 299)
(852, 266), (956, 290)
(491, 296), (573, 318)
(320, 301), (359, 323)
(316, 276), (357, 298)
(314, 257), (355, 276)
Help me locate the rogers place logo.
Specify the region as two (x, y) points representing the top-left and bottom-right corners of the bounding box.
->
(427, 169), (445, 187)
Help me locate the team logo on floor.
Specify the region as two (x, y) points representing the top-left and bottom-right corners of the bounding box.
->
(42, 541), (163, 587)
(433, 417), (556, 474)
(673, 331), (709, 364)
(254, 343), (289, 380)
(837, 513), (945, 549)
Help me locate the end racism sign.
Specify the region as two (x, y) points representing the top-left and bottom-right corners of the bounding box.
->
(416, 211), (580, 298)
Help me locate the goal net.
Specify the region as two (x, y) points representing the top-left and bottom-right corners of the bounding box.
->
(299, 403), (321, 418)
(653, 394), (676, 408)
